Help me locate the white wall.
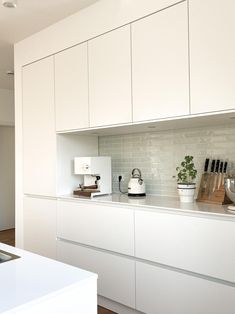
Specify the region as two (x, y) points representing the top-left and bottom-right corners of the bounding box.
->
(0, 88), (14, 126)
(0, 126), (15, 230)
(99, 124), (235, 196)
(0, 89), (15, 230)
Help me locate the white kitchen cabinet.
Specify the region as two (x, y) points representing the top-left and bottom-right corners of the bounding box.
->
(136, 261), (235, 314)
(23, 196), (57, 259)
(55, 43), (89, 131)
(190, 0), (235, 114)
(88, 25), (132, 127)
(22, 56), (56, 196)
(135, 210), (235, 283)
(132, 2), (189, 122)
(57, 200), (134, 256)
(57, 240), (135, 308)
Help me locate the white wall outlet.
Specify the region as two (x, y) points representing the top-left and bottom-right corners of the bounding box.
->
(112, 174), (119, 182)
(120, 175), (125, 182)
(112, 174), (126, 182)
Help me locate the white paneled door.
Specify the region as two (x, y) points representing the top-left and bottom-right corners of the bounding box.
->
(22, 56), (56, 197)
(132, 2), (189, 122)
(190, 0), (235, 114)
(88, 25), (132, 127)
(55, 42), (89, 131)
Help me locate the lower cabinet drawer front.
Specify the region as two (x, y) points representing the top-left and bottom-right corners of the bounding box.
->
(135, 210), (235, 282)
(57, 240), (135, 308)
(136, 261), (235, 314)
(57, 201), (134, 256)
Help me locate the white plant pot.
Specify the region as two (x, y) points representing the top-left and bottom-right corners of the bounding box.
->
(177, 183), (196, 203)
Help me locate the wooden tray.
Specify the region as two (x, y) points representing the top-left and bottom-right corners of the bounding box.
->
(73, 189), (100, 198)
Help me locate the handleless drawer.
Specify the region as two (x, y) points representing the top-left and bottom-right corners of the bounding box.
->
(57, 200), (134, 256)
(57, 240), (135, 308)
(135, 210), (235, 283)
(136, 261), (235, 314)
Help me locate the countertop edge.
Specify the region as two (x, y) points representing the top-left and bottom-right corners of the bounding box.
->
(56, 194), (235, 221)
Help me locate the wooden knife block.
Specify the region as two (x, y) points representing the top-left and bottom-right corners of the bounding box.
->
(197, 174), (232, 205)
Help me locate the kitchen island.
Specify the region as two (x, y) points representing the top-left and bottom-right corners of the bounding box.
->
(0, 243), (97, 314)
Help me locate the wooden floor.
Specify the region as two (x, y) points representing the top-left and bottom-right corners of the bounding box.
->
(98, 306), (117, 314)
(0, 228), (116, 314)
(0, 228), (15, 246)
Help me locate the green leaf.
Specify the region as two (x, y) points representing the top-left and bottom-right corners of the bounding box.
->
(176, 155), (197, 183)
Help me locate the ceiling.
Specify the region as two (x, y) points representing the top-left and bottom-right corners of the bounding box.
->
(0, 0), (99, 90)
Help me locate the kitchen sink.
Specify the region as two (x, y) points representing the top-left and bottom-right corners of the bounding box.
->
(0, 250), (20, 264)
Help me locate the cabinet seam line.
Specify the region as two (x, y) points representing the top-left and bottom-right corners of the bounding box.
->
(87, 42), (90, 127)
(130, 23), (133, 122)
(57, 237), (235, 288)
(187, 0), (191, 114)
(133, 210), (136, 308)
(53, 56), (58, 194)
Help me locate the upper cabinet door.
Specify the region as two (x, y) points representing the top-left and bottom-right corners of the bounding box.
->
(22, 56), (56, 197)
(55, 43), (89, 131)
(190, 0), (235, 114)
(132, 2), (189, 122)
(88, 25), (132, 127)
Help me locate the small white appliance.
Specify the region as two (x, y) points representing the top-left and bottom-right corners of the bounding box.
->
(74, 156), (112, 197)
(128, 168), (146, 197)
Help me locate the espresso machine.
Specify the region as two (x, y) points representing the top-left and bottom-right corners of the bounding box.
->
(74, 156), (112, 197)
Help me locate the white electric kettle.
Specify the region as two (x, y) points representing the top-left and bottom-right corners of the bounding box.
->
(128, 168), (146, 197)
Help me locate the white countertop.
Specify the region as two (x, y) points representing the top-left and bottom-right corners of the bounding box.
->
(0, 243), (97, 313)
(58, 193), (235, 219)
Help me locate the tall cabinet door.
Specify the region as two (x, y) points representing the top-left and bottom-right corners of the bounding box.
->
(190, 0), (235, 114)
(22, 56), (56, 197)
(88, 25), (132, 127)
(55, 43), (89, 131)
(23, 196), (57, 259)
(132, 2), (189, 122)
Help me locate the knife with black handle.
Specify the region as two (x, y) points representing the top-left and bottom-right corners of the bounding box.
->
(212, 159), (220, 193)
(215, 160), (220, 173)
(223, 161), (228, 173)
(220, 161), (224, 173)
(207, 159), (215, 196)
(211, 159), (216, 173)
(217, 161), (224, 189)
(204, 158), (210, 172)
(202, 158), (210, 190)
(197, 158), (210, 199)
(222, 161), (228, 186)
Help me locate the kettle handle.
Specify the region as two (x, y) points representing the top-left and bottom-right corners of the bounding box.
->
(132, 168), (142, 178)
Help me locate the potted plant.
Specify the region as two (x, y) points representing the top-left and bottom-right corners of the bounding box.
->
(176, 155), (197, 203)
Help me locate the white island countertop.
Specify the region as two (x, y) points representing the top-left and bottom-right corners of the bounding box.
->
(0, 243), (97, 314)
(58, 193), (235, 220)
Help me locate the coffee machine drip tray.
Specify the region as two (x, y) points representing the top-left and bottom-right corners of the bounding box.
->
(73, 186), (100, 198)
